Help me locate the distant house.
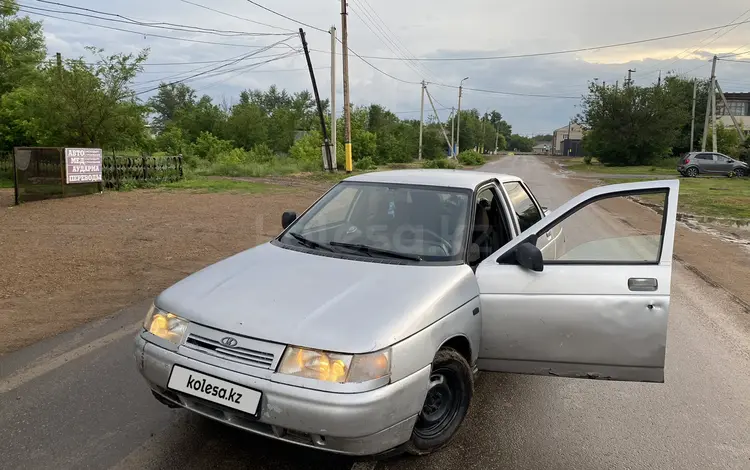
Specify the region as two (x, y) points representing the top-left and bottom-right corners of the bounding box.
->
(551, 123), (583, 156)
(717, 92), (750, 131)
(532, 142), (552, 154)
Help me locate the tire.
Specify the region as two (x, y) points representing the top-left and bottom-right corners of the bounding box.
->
(405, 348), (474, 456)
(685, 167), (699, 177)
(734, 167), (746, 177)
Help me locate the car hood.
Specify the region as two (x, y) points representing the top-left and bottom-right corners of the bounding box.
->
(156, 242), (478, 353)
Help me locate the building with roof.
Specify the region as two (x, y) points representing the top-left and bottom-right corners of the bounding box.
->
(551, 123), (583, 156)
(717, 92), (750, 131)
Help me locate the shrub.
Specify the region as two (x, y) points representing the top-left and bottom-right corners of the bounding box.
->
(215, 148), (249, 165)
(457, 150), (485, 166)
(191, 132), (233, 162)
(290, 131), (322, 162)
(583, 155), (593, 165)
(248, 143), (275, 163)
(422, 158), (458, 169)
(355, 156), (376, 170)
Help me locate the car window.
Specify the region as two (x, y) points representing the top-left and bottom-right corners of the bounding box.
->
(282, 182), (472, 262)
(541, 191), (667, 263)
(471, 186), (511, 266)
(302, 186), (360, 229)
(714, 154), (729, 162)
(503, 182), (542, 232)
(696, 153), (713, 160)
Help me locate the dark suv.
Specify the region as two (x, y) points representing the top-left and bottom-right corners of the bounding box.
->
(678, 152), (748, 177)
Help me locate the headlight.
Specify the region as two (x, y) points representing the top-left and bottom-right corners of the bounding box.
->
(143, 304), (188, 345)
(277, 347), (390, 384)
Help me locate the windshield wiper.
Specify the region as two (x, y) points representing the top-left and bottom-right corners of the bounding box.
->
(288, 232), (333, 251)
(329, 241), (422, 261)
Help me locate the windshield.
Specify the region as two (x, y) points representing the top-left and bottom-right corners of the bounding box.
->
(280, 182), (471, 262)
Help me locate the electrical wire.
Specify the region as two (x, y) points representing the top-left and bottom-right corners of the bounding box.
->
(719, 58), (750, 64)
(178, 0), (295, 32)
(243, 0), (328, 34)
(19, 8), (297, 48)
(358, 0), (441, 81)
(24, 1), (293, 36)
(430, 82), (580, 99)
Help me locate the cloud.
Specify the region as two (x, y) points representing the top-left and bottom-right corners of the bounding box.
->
(25, 0), (750, 135)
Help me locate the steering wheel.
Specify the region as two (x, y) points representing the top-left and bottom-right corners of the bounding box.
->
(401, 226), (453, 256)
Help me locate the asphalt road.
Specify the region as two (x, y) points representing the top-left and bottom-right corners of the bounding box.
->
(2, 155), (749, 470)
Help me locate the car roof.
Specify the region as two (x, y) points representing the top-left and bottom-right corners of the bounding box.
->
(343, 169), (520, 190)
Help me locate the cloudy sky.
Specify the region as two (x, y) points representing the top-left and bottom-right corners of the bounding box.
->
(20, 0), (750, 135)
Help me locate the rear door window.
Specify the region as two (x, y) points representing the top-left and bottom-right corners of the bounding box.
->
(503, 182), (542, 232)
(696, 153), (714, 160)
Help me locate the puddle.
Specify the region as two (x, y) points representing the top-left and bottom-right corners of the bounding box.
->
(630, 197), (750, 253)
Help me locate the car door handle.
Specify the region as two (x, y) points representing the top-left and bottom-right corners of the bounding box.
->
(628, 278), (658, 291)
(545, 231), (552, 239)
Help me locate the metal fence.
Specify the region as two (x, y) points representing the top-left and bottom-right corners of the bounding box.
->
(6, 149), (184, 204)
(102, 155), (183, 189)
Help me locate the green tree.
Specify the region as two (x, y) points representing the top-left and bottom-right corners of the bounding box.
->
(507, 134), (534, 152)
(0, 0), (45, 96)
(578, 81), (688, 165)
(148, 83), (196, 131)
(6, 47), (150, 150)
(225, 99), (267, 150)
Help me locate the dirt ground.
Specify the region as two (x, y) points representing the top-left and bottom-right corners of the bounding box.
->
(0, 181), (330, 354)
(2, 169), (749, 355)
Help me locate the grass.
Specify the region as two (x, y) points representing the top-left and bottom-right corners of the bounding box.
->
(564, 157), (679, 175)
(160, 177), (272, 193)
(601, 176), (750, 219)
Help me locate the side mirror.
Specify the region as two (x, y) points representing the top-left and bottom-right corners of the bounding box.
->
(542, 206), (550, 217)
(468, 243), (481, 264)
(281, 211), (297, 229)
(514, 242), (544, 272)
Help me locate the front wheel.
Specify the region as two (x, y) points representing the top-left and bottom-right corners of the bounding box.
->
(406, 348), (473, 456)
(685, 167), (699, 177)
(734, 167), (746, 177)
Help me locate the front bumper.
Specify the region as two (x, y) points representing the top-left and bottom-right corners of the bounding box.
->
(134, 333), (430, 456)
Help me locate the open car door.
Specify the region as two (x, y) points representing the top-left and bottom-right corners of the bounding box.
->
(476, 180), (679, 383)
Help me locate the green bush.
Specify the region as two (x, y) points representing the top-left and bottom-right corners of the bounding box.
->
(290, 131), (322, 162)
(422, 158), (458, 169)
(216, 148), (249, 165)
(583, 155), (593, 165)
(457, 150), (485, 166)
(248, 143), (275, 163)
(195, 157), (319, 178)
(355, 156), (376, 170)
(191, 131), (234, 162)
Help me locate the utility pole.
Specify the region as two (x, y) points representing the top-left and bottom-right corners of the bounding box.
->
(299, 29), (333, 172)
(702, 55), (717, 152)
(627, 69), (636, 87)
(711, 76), (718, 153)
(330, 26), (337, 170)
(480, 114), (486, 154)
(450, 107), (455, 156)
(657, 70), (662, 88)
(456, 77), (468, 155)
(494, 125), (499, 154)
(341, 0), (352, 173)
(424, 86), (453, 153)
(566, 119), (572, 156)
(56, 52), (62, 80)
(690, 79), (697, 152)
(418, 81), (425, 160)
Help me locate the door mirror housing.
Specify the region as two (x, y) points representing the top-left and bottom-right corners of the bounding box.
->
(514, 242), (544, 272)
(281, 211), (297, 229)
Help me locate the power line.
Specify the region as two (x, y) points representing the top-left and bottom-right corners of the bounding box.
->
(134, 47), (297, 96)
(348, 5), (424, 81)
(430, 82), (580, 99)
(335, 18), (750, 62)
(23, 1), (293, 36)
(178, 0), (295, 32)
(243, 0), (328, 34)
(358, 0), (440, 81)
(719, 58), (750, 64)
(19, 8), (297, 48)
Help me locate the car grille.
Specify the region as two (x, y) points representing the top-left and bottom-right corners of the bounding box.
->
(185, 333), (276, 369)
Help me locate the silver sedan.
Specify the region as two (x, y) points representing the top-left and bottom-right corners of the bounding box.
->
(134, 170), (679, 457)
